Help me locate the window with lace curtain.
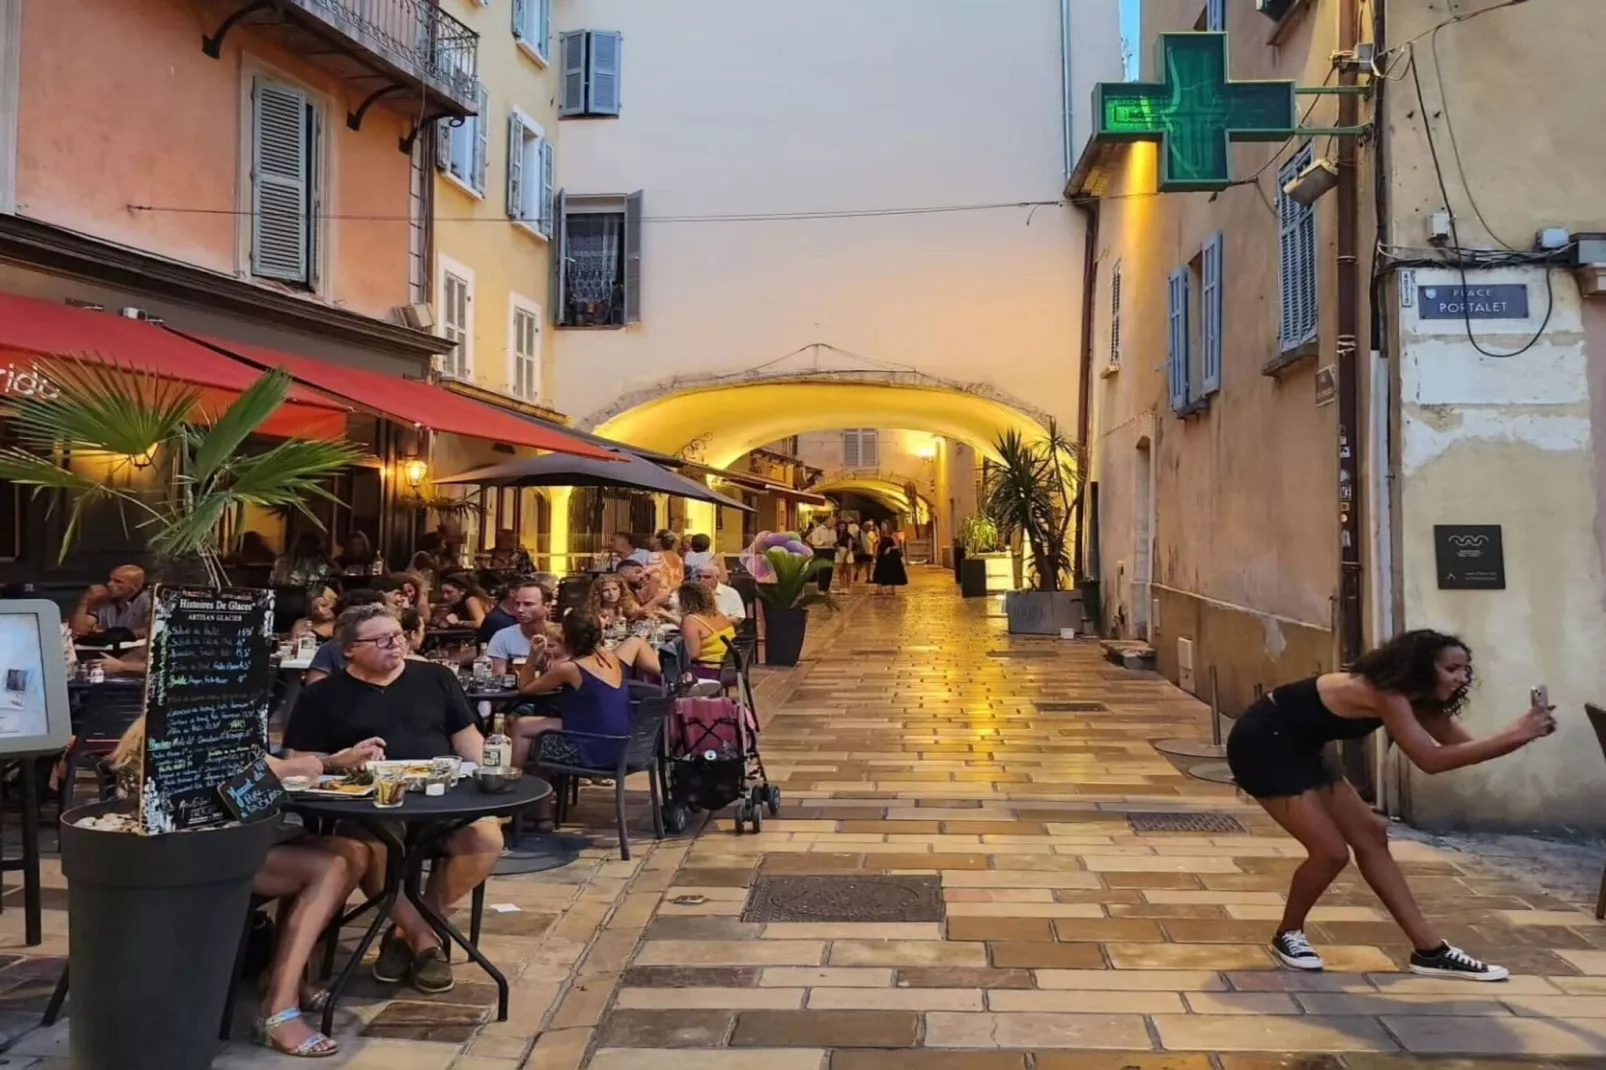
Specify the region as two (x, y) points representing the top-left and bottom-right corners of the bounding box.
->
(554, 191), (643, 328)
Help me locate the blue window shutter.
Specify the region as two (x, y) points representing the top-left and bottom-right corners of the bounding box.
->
(559, 31), (586, 116)
(1206, 0), (1226, 30)
(472, 86), (490, 193)
(1278, 144), (1318, 352)
(1168, 268), (1189, 412)
(587, 31), (622, 116)
(251, 79), (312, 283)
(1202, 232), (1223, 395)
(538, 0), (552, 59)
(505, 114), (524, 219)
(510, 0), (527, 39)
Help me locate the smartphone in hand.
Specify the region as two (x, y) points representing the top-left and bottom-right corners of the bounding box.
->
(1531, 685), (1550, 709)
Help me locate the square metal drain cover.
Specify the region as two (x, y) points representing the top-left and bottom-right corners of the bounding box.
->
(1036, 701), (1110, 712)
(1126, 812), (1248, 834)
(741, 875), (945, 923)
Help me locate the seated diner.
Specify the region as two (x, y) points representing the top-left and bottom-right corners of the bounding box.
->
(302, 588), (388, 684)
(284, 603), (501, 996)
(487, 580), (555, 678)
(433, 572), (491, 630)
(69, 564), (150, 640)
(287, 589), (337, 645)
(110, 717), (383, 1057)
(694, 562), (746, 621)
(514, 611), (660, 768)
(676, 581), (736, 679)
(585, 573), (645, 630)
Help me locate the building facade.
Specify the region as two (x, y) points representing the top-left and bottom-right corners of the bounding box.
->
(1082, 0), (1606, 832)
(540, 0), (1121, 556)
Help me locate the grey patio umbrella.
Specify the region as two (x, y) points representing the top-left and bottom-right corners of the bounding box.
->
(434, 449), (754, 511)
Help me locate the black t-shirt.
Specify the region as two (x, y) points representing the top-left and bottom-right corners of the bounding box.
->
(283, 660), (477, 760)
(477, 606), (517, 645)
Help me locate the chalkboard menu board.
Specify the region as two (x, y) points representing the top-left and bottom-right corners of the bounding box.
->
(138, 586), (276, 833)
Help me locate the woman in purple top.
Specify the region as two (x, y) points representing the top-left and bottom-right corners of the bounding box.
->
(516, 612), (660, 768)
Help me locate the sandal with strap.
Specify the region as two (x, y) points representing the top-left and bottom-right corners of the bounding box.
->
(255, 1007), (339, 1058)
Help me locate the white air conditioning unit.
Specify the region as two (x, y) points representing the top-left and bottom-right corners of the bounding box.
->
(397, 302), (435, 330)
(1177, 636), (1196, 694)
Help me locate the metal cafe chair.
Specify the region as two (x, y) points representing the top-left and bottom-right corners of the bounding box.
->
(533, 697), (669, 861)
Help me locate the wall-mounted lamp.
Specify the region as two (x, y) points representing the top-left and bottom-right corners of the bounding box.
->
(403, 457), (429, 488)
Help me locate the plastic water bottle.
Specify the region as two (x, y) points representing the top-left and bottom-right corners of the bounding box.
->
(472, 646), (492, 685)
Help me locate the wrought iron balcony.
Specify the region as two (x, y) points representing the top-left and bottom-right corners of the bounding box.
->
(203, 0), (481, 142)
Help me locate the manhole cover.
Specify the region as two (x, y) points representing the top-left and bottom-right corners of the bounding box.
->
(1037, 701), (1110, 712)
(741, 875), (945, 923)
(1127, 812), (1247, 834)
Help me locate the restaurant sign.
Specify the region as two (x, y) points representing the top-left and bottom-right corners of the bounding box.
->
(0, 362), (60, 401)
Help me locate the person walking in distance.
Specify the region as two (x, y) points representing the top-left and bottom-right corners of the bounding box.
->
(806, 515), (836, 593)
(1226, 630), (1556, 981)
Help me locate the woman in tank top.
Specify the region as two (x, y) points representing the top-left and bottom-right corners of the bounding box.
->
(1227, 629), (1555, 982)
(515, 611), (660, 768)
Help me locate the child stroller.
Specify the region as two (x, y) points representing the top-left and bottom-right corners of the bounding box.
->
(662, 636), (779, 834)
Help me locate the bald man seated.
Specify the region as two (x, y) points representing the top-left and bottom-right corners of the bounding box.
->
(70, 565), (150, 639)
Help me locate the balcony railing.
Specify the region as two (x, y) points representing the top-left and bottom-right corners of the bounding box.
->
(204, 0), (481, 120)
(287, 0), (478, 104)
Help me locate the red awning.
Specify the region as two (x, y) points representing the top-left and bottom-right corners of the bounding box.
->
(180, 333), (617, 460)
(0, 292), (348, 439)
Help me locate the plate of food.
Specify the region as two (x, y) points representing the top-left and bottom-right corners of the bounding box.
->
(293, 773), (375, 798)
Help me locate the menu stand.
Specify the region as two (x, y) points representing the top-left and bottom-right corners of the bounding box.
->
(0, 757), (43, 946)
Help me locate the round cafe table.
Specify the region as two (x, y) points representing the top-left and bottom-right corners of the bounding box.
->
(288, 775), (553, 1036)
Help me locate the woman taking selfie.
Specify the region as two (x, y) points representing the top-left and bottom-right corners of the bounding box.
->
(1227, 630), (1556, 981)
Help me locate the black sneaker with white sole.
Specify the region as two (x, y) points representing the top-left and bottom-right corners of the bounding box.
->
(1271, 929), (1325, 971)
(1408, 943), (1508, 981)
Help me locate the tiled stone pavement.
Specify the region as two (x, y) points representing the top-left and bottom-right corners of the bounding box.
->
(2, 569), (1606, 1069)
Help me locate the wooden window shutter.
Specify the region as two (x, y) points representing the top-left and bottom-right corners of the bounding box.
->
(506, 114), (524, 219)
(251, 79), (312, 283)
(1167, 267), (1189, 412)
(472, 86), (490, 193)
(1109, 260), (1123, 368)
(1278, 144), (1318, 353)
(559, 32), (587, 116)
(623, 190), (643, 323)
(511, 0), (527, 39)
(539, 138), (554, 237)
(587, 30), (623, 116)
(1202, 232), (1223, 394)
(551, 189), (569, 323)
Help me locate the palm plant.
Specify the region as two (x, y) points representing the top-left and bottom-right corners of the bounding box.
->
(958, 513), (1001, 554)
(0, 360), (363, 587)
(981, 420), (1083, 593)
(753, 548), (835, 610)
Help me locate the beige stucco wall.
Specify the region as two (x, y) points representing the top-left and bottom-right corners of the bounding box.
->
(1090, 0), (1361, 716)
(1384, 1), (1606, 832)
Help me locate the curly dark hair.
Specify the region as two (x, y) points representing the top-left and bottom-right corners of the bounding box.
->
(562, 610), (603, 658)
(1350, 629), (1473, 716)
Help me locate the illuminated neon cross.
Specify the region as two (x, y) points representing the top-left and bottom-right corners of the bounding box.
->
(1094, 33), (1296, 192)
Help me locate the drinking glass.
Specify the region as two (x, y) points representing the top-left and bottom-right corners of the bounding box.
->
(373, 768), (407, 809)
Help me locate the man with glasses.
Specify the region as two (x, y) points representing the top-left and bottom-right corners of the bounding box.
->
(283, 603), (499, 995)
(696, 563), (746, 621)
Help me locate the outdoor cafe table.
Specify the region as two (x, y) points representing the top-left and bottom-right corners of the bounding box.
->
(288, 775), (553, 1035)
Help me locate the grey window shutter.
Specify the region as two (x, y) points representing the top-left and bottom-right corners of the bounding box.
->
(505, 114), (524, 219)
(842, 431), (859, 468)
(1202, 232), (1223, 394)
(539, 138), (554, 237)
(587, 31), (622, 116)
(1167, 267), (1189, 412)
(510, 0), (527, 39)
(623, 189), (643, 323)
(1207, 0), (1226, 30)
(559, 32), (586, 116)
(862, 429), (878, 467)
(1278, 144), (1317, 352)
(472, 86), (490, 193)
(251, 79), (312, 283)
(552, 188), (569, 323)
(538, 0), (552, 58)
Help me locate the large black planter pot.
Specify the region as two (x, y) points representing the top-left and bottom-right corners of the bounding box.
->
(61, 801), (280, 1070)
(763, 604), (808, 666)
(952, 545), (966, 582)
(960, 558), (988, 598)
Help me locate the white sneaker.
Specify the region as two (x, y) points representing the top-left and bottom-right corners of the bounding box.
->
(1271, 929), (1325, 971)
(1409, 943), (1509, 982)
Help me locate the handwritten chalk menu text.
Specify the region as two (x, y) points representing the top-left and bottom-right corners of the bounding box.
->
(139, 587), (275, 833)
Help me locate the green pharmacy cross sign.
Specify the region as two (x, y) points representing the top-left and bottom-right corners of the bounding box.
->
(1095, 33), (1296, 193)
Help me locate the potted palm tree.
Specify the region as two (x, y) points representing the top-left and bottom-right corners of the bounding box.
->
(0, 360), (360, 1070)
(743, 532), (833, 666)
(982, 421), (1086, 635)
